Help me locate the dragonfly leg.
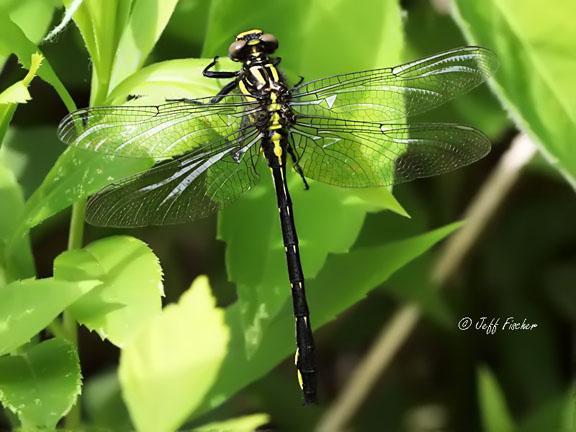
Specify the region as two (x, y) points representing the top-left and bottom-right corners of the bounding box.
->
(287, 139), (310, 190)
(203, 56), (239, 79)
(209, 80), (239, 103)
(166, 79), (239, 105)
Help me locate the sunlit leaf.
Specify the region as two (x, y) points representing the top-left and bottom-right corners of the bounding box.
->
(0, 52), (42, 104)
(0, 161), (34, 285)
(196, 413), (270, 431)
(5, 0), (59, 43)
(0, 338), (81, 429)
(478, 367), (516, 432)
(13, 149), (151, 233)
(0, 15), (75, 111)
(453, 0), (576, 188)
(106, 58), (229, 105)
(62, 0), (134, 104)
(0, 278), (99, 355)
(0, 0), (57, 71)
(119, 276), (230, 432)
(54, 236), (164, 347)
(109, 0), (180, 90)
(0, 52), (42, 146)
(0, 126), (64, 198)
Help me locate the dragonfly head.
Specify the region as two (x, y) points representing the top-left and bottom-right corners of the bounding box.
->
(229, 29), (279, 62)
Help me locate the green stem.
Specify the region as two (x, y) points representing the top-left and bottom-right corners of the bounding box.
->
(67, 200), (87, 251)
(63, 199), (86, 429)
(47, 320), (67, 340)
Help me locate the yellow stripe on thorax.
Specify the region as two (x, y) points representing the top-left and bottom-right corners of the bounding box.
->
(238, 80), (256, 101)
(265, 63), (280, 81)
(250, 67), (266, 85)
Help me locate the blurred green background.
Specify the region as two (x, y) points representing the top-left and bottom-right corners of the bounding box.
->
(0, 0), (574, 431)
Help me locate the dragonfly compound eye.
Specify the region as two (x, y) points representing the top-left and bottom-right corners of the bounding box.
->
(261, 33), (279, 53)
(228, 39), (248, 61)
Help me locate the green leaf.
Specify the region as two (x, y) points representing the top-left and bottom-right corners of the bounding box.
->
(0, 126), (65, 198)
(106, 57), (231, 105)
(158, 0), (211, 58)
(65, 0), (179, 104)
(63, 0), (134, 104)
(192, 224), (457, 418)
(109, 0), (180, 90)
(0, 278), (99, 355)
(0, 52), (42, 145)
(13, 149), (151, 233)
(0, 15), (75, 111)
(54, 236), (164, 347)
(453, 0), (576, 188)
(212, 0), (405, 355)
(196, 413), (270, 431)
(307, 222), (460, 323)
(385, 253), (453, 327)
(478, 367), (516, 432)
(0, 0), (57, 71)
(119, 276), (230, 432)
(0, 338), (81, 430)
(0, 159), (34, 285)
(3, 0), (58, 44)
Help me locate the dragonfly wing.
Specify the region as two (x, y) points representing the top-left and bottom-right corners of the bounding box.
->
(57, 94), (261, 159)
(290, 117), (491, 188)
(289, 47), (498, 122)
(86, 127), (263, 227)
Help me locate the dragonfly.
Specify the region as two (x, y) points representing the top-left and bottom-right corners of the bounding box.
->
(57, 29), (498, 405)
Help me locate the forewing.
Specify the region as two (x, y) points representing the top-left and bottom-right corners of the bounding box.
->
(86, 127), (263, 227)
(290, 117), (491, 188)
(57, 95), (261, 158)
(290, 47), (498, 122)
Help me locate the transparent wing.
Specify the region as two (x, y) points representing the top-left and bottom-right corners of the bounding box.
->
(86, 127), (263, 227)
(57, 94), (261, 159)
(290, 116), (491, 188)
(289, 47), (498, 122)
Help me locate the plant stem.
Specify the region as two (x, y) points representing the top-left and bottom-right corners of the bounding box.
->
(63, 199), (86, 429)
(67, 200), (87, 251)
(316, 134), (537, 432)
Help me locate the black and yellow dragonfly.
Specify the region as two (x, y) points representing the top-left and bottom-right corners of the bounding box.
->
(58, 29), (497, 405)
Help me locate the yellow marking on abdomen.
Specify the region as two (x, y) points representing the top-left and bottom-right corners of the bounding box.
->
(268, 91), (281, 112)
(272, 131), (283, 162)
